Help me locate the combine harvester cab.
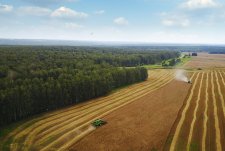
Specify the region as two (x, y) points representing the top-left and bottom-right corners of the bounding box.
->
(92, 119), (107, 127)
(188, 80), (192, 84)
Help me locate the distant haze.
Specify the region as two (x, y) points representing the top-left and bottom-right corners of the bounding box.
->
(1, 39), (225, 47)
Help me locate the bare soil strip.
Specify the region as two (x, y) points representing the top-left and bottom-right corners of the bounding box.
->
(219, 72), (225, 86)
(215, 72), (225, 151)
(201, 72), (209, 151)
(215, 72), (225, 118)
(169, 72), (199, 151)
(186, 73), (204, 150)
(211, 72), (222, 151)
(207, 72), (215, 151)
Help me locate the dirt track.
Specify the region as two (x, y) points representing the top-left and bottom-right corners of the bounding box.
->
(70, 79), (191, 151)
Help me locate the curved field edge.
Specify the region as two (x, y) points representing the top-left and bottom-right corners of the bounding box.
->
(0, 69), (174, 151)
(13, 70), (171, 150)
(1, 70), (161, 142)
(11, 70), (171, 150)
(0, 72), (157, 150)
(39, 73), (174, 151)
(25, 71), (174, 151)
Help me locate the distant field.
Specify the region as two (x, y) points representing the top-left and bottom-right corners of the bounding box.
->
(184, 53), (225, 69)
(0, 69), (175, 151)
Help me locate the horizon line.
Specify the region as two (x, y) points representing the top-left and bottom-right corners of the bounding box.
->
(0, 38), (225, 46)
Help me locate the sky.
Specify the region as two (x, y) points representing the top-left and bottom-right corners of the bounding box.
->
(0, 0), (225, 44)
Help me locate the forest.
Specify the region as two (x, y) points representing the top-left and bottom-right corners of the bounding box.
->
(0, 46), (180, 126)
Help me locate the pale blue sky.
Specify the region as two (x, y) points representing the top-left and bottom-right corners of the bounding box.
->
(0, 0), (225, 44)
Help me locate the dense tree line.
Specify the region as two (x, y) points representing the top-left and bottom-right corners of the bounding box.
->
(0, 46), (178, 126)
(162, 58), (181, 67)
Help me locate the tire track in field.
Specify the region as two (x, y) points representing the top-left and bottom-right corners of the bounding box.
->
(186, 73), (204, 151)
(202, 72), (209, 151)
(36, 73), (175, 151)
(16, 70), (174, 150)
(10, 70), (170, 150)
(169, 72), (199, 151)
(40, 74), (176, 151)
(215, 72), (225, 118)
(211, 72), (222, 151)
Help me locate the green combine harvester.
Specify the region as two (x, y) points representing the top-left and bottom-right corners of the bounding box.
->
(92, 119), (107, 127)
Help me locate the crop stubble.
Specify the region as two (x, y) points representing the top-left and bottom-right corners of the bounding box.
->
(3, 69), (175, 151)
(165, 70), (225, 151)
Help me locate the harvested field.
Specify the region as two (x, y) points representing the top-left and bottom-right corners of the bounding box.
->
(1, 69), (177, 151)
(164, 70), (225, 151)
(4, 53), (224, 151)
(70, 78), (192, 151)
(184, 53), (225, 69)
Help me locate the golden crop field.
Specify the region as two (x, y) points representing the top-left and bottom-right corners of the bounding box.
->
(164, 70), (225, 151)
(1, 69), (175, 151)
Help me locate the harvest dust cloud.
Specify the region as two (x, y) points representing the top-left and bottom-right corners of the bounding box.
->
(175, 69), (188, 83)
